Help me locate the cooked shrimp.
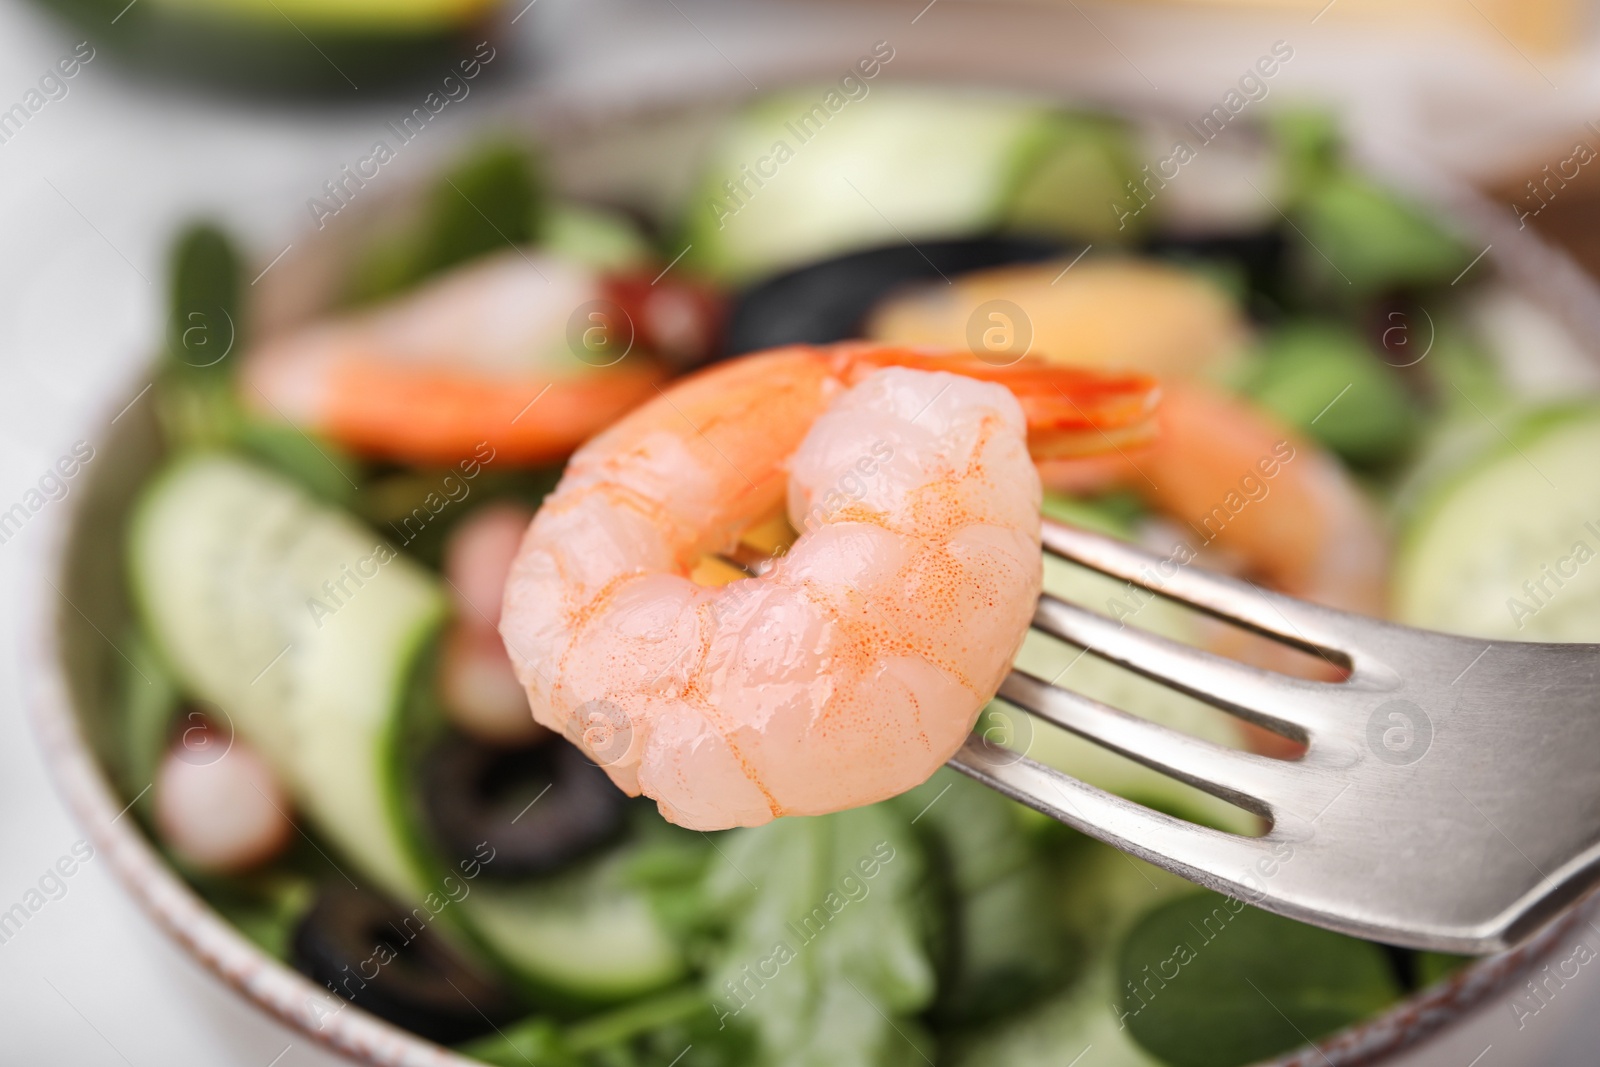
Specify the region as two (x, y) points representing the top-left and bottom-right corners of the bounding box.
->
(1039, 381), (1388, 616)
(242, 251), (719, 466)
(499, 344), (1157, 829)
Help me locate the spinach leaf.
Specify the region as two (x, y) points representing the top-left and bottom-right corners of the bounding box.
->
(346, 141), (543, 305)
(1415, 951), (1472, 988)
(1296, 173), (1470, 296)
(894, 770), (1076, 1024)
(415, 141), (543, 276)
(1117, 892), (1400, 1067)
(702, 806), (936, 1067)
(943, 835), (1190, 1067)
(1241, 322), (1420, 468)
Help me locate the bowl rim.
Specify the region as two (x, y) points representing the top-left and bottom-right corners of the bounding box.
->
(22, 75), (1600, 1067)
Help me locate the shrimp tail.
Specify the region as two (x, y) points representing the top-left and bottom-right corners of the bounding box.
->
(832, 343), (1161, 459)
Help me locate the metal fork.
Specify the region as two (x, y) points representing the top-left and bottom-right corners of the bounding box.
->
(949, 518), (1600, 955)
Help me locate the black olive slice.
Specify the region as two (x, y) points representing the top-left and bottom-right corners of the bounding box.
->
(290, 884), (519, 1045)
(724, 235), (1071, 356)
(420, 734), (629, 880)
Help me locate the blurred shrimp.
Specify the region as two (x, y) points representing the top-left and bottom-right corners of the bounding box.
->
(242, 251), (721, 466)
(1041, 382), (1388, 617)
(499, 344), (1158, 829)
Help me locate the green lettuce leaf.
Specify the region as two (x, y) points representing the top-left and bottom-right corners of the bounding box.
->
(702, 805), (937, 1067)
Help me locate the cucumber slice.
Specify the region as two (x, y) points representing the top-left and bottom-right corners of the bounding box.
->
(148, 0), (494, 32)
(680, 88), (1138, 283)
(460, 848), (689, 1003)
(128, 453), (447, 900)
(1395, 406), (1600, 641)
(450, 813), (705, 1004)
(542, 202), (653, 272)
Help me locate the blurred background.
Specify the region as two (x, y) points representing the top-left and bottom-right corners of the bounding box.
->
(5, 0), (1600, 1062)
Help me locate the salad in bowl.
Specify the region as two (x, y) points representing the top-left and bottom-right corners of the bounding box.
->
(36, 83), (1600, 1067)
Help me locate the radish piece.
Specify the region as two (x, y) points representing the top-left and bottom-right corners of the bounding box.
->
(439, 625), (547, 746)
(154, 724), (293, 874)
(445, 503), (535, 631)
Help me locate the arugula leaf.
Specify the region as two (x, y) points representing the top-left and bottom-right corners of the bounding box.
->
(1267, 108), (1343, 208)
(156, 223), (246, 451)
(619, 815), (718, 947)
(1117, 892), (1400, 1067)
(1268, 107), (1469, 297)
(194, 874), (314, 961)
(118, 625), (181, 814)
(152, 222), (363, 504)
(701, 806), (936, 1067)
(459, 986), (755, 1067)
(458, 1015), (576, 1067)
(232, 421), (362, 506)
(166, 222), (241, 380)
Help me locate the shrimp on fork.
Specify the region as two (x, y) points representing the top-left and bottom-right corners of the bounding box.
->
(499, 344), (1157, 830)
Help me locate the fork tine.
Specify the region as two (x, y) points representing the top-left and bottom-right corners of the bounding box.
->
(998, 669), (1291, 816)
(1032, 593), (1338, 737)
(1040, 518), (1359, 660)
(949, 735), (1270, 894)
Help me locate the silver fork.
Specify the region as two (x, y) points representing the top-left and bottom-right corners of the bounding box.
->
(949, 517), (1600, 955)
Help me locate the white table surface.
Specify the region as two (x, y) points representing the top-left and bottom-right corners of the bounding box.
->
(2, 0), (1599, 1062)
